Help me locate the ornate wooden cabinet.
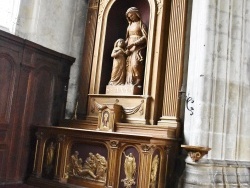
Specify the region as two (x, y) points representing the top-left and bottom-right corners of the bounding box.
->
(29, 125), (178, 188)
(0, 30), (74, 183)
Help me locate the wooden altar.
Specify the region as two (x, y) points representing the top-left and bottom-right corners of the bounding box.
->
(28, 0), (188, 187)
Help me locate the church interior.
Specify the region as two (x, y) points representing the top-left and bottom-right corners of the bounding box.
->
(0, 0), (250, 187)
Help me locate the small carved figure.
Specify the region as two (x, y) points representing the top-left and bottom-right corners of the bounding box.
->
(125, 7), (147, 87)
(44, 141), (55, 174)
(121, 152), (136, 188)
(95, 153), (107, 180)
(45, 142), (55, 166)
(150, 155), (159, 188)
(70, 151), (80, 176)
(82, 152), (98, 179)
(109, 38), (127, 85)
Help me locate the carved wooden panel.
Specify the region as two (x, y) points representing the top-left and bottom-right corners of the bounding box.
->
(0, 55), (15, 125)
(31, 67), (55, 126)
(28, 126), (179, 188)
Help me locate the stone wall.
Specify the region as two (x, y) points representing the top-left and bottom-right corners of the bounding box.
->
(15, 0), (89, 118)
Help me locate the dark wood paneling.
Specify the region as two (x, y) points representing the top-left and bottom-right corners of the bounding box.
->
(0, 30), (75, 183)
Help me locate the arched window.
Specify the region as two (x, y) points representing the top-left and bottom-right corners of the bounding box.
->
(0, 0), (21, 33)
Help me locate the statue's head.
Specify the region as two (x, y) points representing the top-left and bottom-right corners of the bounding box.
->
(126, 7), (141, 23)
(114, 39), (125, 48)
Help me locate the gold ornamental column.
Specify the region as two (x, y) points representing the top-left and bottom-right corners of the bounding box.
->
(137, 145), (153, 188)
(54, 134), (67, 181)
(107, 140), (120, 187)
(158, 0), (188, 131)
(32, 131), (45, 177)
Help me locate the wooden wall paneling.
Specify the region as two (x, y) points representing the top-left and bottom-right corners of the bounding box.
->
(0, 30), (74, 183)
(8, 65), (31, 181)
(106, 140), (119, 187)
(0, 38), (23, 181)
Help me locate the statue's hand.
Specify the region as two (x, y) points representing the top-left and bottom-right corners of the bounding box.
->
(125, 49), (131, 55)
(127, 43), (135, 49)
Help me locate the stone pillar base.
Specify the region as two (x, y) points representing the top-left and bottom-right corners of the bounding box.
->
(178, 160), (250, 187)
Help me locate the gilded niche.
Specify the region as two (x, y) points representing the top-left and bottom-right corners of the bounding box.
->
(44, 141), (56, 175)
(121, 152), (137, 188)
(66, 151), (107, 182)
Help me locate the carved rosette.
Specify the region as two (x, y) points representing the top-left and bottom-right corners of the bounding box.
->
(35, 131), (44, 140)
(141, 144), (153, 153)
(91, 99), (108, 113)
(110, 140), (119, 148)
(57, 134), (66, 142)
(66, 151), (107, 182)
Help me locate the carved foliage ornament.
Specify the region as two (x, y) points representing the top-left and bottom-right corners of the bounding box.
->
(66, 151), (107, 182)
(156, 0), (163, 14)
(98, 0), (109, 20)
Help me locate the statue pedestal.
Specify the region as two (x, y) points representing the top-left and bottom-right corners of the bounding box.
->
(106, 85), (142, 95)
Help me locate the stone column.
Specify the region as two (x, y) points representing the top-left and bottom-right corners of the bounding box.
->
(180, 0), (250, 186)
